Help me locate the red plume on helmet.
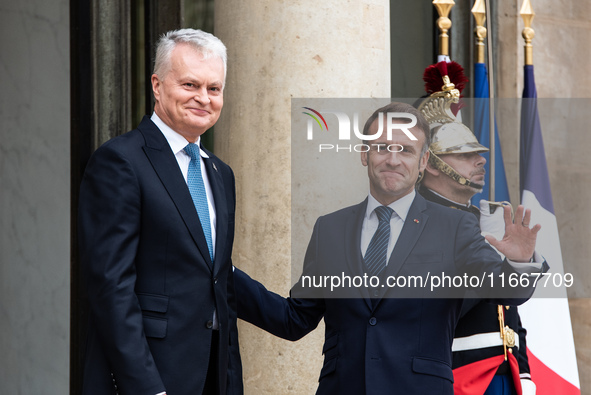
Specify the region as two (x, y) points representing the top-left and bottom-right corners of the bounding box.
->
(422, 61), (469, 116)
(423, 61), (469, 94)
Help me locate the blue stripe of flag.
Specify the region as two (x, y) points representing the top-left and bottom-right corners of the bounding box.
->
(471, 63), (510, 205)
(520, 65), (554, 214)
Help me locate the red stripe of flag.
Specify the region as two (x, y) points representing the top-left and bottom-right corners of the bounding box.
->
(527, 348), (580, 395)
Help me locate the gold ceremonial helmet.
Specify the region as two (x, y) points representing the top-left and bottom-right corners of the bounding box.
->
(430, 122), (489, 155)
(417, 61), (488, 188)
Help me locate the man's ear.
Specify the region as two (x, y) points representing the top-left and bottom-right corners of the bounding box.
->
(151, 74), (161, 101)
(361, 150), (368, 167)
(424, 160), (439, 176)
(418, 150), (429, 172)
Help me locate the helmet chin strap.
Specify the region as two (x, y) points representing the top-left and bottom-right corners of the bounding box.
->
(428, 150), (485, 190)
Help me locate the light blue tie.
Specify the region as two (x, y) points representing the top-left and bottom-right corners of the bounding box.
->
(364, 206), (393, 277)
(184, 143), (213, 262)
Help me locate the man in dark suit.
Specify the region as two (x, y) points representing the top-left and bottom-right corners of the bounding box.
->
(78, 29), (242, 395)
(234, 101), (546, 394)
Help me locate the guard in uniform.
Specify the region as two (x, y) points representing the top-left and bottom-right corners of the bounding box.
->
(416, 61), (537, 395)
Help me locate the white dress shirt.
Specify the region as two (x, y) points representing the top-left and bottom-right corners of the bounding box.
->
(151, 113), (217, 253)
(361, 190), (416, 262)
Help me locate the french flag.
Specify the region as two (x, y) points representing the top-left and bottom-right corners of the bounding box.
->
(519, 64), (580, 395)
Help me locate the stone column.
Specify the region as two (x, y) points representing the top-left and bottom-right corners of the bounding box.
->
(214, 1), (390, 392)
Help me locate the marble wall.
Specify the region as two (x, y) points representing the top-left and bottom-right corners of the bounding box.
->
(0, 0), (70, 393)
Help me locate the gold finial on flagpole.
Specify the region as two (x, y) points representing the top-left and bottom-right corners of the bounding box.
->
(433, 0), (455, 57)
(520, 0), (535, 65)
(471, 0), (487, 64)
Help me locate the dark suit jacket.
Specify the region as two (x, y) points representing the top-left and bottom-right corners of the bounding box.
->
(235, 193), (544, 395)
(417, 186), (531, 381)
(78, 116), (243, 395)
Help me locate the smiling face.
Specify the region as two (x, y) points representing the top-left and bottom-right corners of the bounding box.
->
(361, 118), (429, 206)
(151, 43), (225, 142)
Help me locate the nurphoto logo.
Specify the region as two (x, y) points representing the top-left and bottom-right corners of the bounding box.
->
(302, 107), (418, 153)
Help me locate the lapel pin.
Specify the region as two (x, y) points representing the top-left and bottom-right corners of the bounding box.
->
(413, 219), (419, 224)
(213, 163), (218, 172)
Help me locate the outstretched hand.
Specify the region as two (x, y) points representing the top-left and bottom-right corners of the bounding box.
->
(484, 205), (541, 262)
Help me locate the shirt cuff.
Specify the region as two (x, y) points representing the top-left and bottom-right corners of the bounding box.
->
(506, 251), (544, 273)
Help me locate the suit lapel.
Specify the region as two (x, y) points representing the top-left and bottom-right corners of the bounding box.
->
(384, 194), (429, 279)
(202, 153), (228, 276)
(373, 194), (429, 310)
(139, 117), (213, 270)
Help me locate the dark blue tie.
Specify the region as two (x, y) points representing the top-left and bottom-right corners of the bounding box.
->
(364, 206), (393, 277)
(184, 143), (213, 262)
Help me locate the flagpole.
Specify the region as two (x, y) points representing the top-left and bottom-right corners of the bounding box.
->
(471, 0), (486, 65)
(520, 0), (535, 203)
(485, 0), (495, 201)
(520, 0), (535, 67)
(433, 0), (455, 63)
